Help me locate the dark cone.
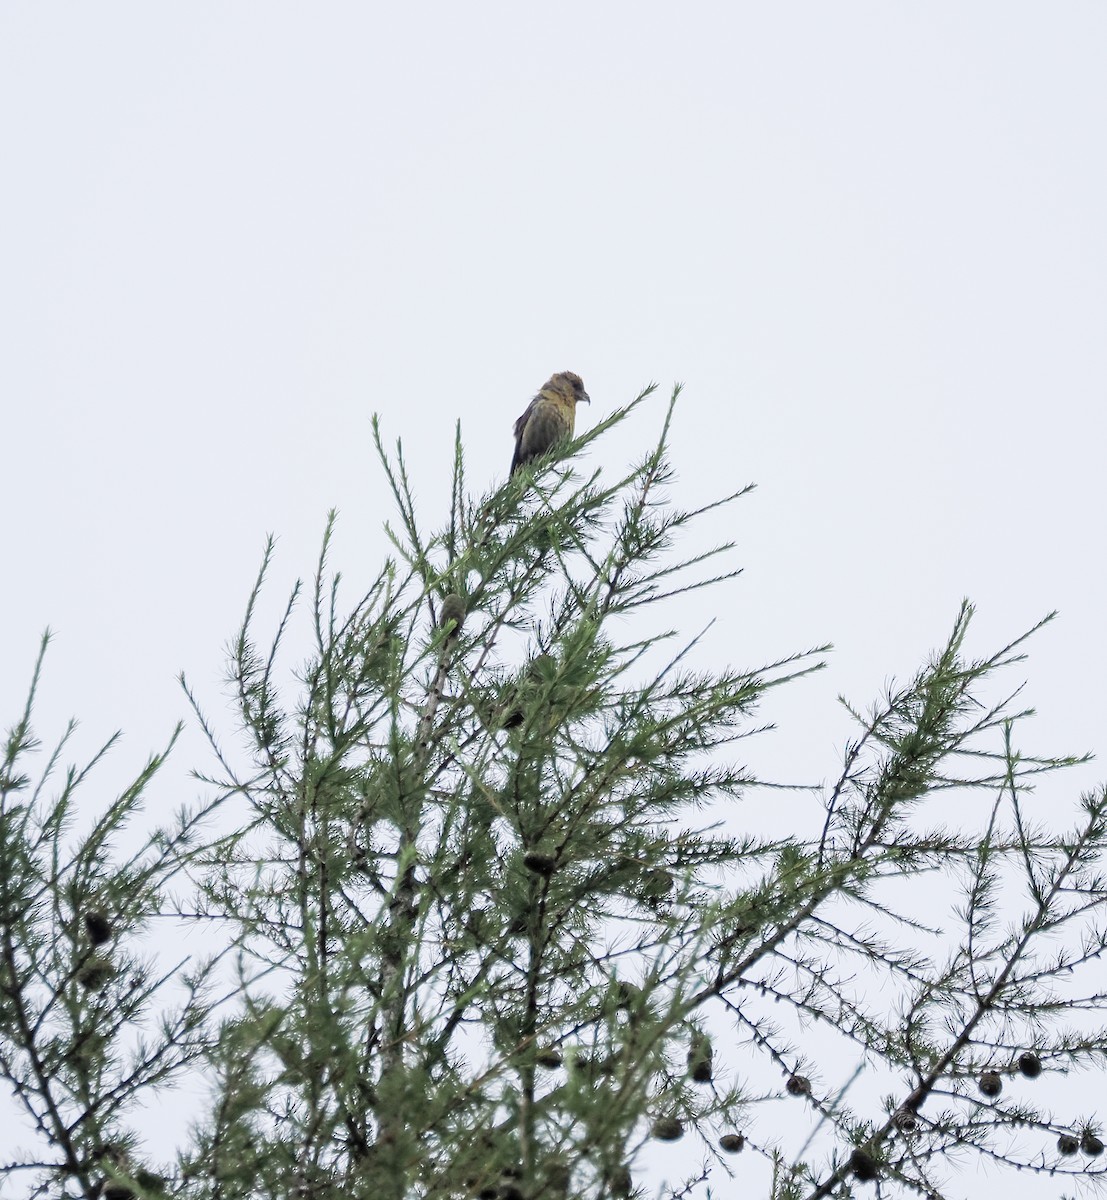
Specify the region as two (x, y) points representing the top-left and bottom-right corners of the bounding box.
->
(892, 1108), (917, 1133)
(577, 1054), (617, 1078)
(785, 1074), (811, 1097)
(651, 1117), (684, 1142)
(545, 1158), (571, 1196)
(523, 851), (557, 877)
(536, 1048), (563, 1069)
(615, 981), (642, 1009)
(77, 954), (115, 992)
(608, 1165), (632, 1197)
(501, 705), (525, 730)
(849, 1149), (878, 1182)
(84, 910), (113, 945)
(978, 1071), (1002, 1099)
(687, 1032), (713, 1084)
(719, 1133), (745, 1154)
(1081, 1131), (1104, 1157)
(691, 1060), (713, 1084)
(1058, 1134), (1079, 1156)
(1017, 1052), (1042, 1079)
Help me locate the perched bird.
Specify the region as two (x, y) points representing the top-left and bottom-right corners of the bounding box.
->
(510, 371), (590, 475)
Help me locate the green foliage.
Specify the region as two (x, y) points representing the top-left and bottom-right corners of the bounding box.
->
(2, 389), (1106, 1199)
(0, 635), (222, 1199)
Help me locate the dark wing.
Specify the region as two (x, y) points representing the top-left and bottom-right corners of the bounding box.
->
(511, 398), (571, 474)
(510, 397), (540, 475)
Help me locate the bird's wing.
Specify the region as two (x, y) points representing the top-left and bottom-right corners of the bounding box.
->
(513, 398), (539, 441)
(510, 397), (542, 474)
(514, 398), (572, 474)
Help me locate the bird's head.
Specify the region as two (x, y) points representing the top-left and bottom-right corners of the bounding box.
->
(547, 371), (590, 407)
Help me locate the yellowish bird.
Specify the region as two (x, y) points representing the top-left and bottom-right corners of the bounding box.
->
(510, 371), (590, 475)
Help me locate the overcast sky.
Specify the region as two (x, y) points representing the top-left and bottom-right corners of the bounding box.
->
(2, 4), (1105, 1196)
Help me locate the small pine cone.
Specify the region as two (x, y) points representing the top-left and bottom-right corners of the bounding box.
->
(1081, 1130), (1105, 1157)
(892, 1107), (918, 1133)
(545, 1158), (571, 1196)
(501, 703), (525, 730)
(523, 851), (557, 877)
(718, 1133), (745, 1154)
(576, 1053), (616, 1079)
(615, 981), (642, 1009)
(978, 1071), (1002, 1099)
(439, 594), (466, 635)
(651, 1116), (684, 1142)
(786, 1074), (811, 1097)
(1057, 1134), (1079, 1156)
(690, 1060), (713, 1084)
(536, 1047), (563, 1069)
(608, 1164), (632, 1197)
(84, 910), (113, 945)
(76, 954), (115, 992)
(849, 1149), (878, 1182)
(1017, 1052), (1042, 1079)
(687, 1032), (713, 1084)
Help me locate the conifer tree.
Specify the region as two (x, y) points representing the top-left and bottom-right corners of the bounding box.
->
(2, 388), (1106, 1199)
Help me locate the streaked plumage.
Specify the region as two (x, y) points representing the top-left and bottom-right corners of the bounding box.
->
(510, 371), (590, 475)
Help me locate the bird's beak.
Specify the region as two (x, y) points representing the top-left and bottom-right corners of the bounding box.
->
(581, 391), (591, 405)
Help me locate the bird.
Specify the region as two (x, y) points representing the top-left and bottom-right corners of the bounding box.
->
(510, 371), (590, 475)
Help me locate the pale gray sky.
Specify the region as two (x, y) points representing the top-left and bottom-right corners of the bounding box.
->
(2, 4), (1106, 1196)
